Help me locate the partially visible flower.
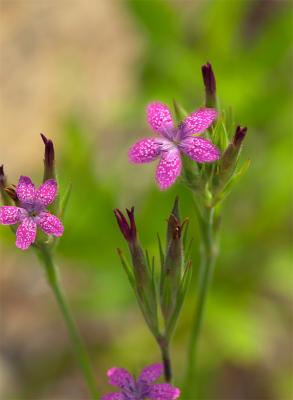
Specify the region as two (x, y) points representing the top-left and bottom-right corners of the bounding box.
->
(0, 176), (64, 250)
(128, 102), (220, 190)
(101, 363), (180, 400)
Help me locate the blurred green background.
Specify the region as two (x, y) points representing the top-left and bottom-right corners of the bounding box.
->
(0, 0), (292, 399)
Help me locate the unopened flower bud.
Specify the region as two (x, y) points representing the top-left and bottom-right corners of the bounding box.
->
(4, 185), (18, 203)
(161, 199), (185, 323)
(41, 133), (55, 181)
(114, 207), (148, 294)
(201, 62), (217, 108)
(0, 165), (13, 205)
(114, 207), (136, 243)
(233, 125), (247, 147)
(214, 125), (248, 197)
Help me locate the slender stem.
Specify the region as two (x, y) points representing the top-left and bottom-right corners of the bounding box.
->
(184, 206), (218, 397)
(157, 336), (172, 382)
(37, 247), (98, 399)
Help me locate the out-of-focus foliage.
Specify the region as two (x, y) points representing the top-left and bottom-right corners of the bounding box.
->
(0, 1), (292, 399)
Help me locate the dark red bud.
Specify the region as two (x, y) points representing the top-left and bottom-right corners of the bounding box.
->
(41, 133), (55, 167)
(4, 185), (18, 202)
(233, 126), (247, 146)
(201, 62), (216, 108)
(0, 165), (6, 188)
(114, 207), (136, 242)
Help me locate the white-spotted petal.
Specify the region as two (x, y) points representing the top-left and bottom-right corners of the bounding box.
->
(128, 138), (161, 163)
(155, 148), (181, 190)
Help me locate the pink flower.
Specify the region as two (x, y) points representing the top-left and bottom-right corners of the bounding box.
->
(0, 176), (64, 250)
(102, 363), (180, 400)
(129, 102), (220, 190)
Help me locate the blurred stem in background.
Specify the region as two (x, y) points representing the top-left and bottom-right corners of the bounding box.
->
(185, 202), (219, 396)
(36, 246), (99, 400)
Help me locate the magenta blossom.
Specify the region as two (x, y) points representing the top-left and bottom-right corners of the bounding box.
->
(102, 363), (180, 400)
(129, 102), (220, 190)
(0, 176), (64, 250)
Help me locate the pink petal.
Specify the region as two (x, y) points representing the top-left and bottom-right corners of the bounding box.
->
(16, 176), (36, 203)
(107, 367), (135, 391)
(0, 206), (22, 225)
(155, 149), (181, 190)
(138, 363), (163, 384)
(180, 136), (220, 163)
(101, 393), (125, 400)
(16, 218), (36, 250)
(183, 108), (217, 135)
(149, 383), (181, 400)
(128, 138), (161, 163)
(35, 179), (57, 206)
(147, 102), (173, 134)
(38, 212), (64, 237)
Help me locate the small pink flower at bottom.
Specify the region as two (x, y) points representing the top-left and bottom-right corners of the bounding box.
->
(101, 363), (180, 400)
(0, 176), (64, 250)
(129, 102), (220, 190)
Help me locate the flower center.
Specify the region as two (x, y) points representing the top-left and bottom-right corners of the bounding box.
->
(21, 200), (45, 217)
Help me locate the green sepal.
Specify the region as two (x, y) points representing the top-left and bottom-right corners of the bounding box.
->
(212, 159), (251, 206)
(117, 248), (136, 290)
(59, 183), (72, 220)
(166, 260), (192, 338)
(173, 99), (188, 125)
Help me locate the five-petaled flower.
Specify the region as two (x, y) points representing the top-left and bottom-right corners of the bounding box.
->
(102, 363), (180, 400)
(0, 176), (64, 250)
(129, 102), (220, 190)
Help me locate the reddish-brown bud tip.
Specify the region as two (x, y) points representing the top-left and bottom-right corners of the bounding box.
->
(233, 126), (248, 146)
(41, 133), (55, 168)
(0, 165), (5, 188)
(201, 62), (216, 102)
(4, 186), (18, 202)
(114, 207), (137, 242)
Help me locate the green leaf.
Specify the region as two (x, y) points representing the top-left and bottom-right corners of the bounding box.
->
(173, 99), (188, 124)
(166, 261), (192, 338)
(213, 159), (251, 205)
(59, 183), (72, 220)
(117, 249), (135, 290)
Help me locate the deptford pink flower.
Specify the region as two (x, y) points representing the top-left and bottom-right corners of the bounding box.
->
(128, 102), (221, 190)
(102, 363), (180, 400)
(0, 176), (64, 250)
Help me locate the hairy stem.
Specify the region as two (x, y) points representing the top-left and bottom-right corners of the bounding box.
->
(37, 247), (98, 399)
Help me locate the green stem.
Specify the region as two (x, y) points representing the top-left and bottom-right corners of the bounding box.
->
(157, 335), (172, 383)
(184, 206), (218, 397)
(37, 247), (98, 399)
